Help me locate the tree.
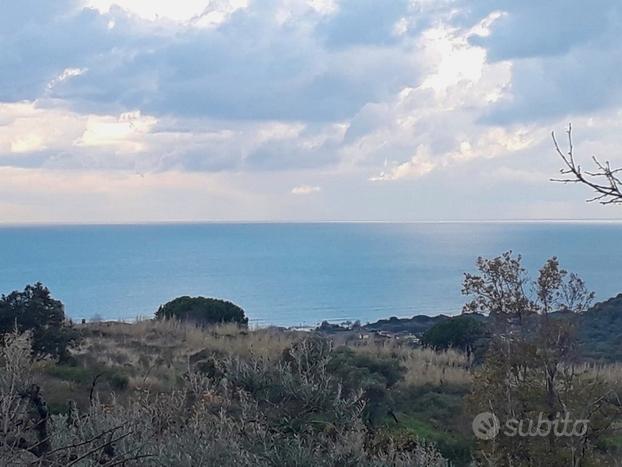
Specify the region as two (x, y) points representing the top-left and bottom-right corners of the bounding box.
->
(155, 296), (248, 326)
(0, 283), (79, 362)
(463, 253), (620, 465)
(462, 251), (593, 324)
(552, 124), (622, 204)
(421, 315), (487, 357)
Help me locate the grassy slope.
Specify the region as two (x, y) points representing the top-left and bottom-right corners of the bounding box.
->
(37, 319), (622, 465)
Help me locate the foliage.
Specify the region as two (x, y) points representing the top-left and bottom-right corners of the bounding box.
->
(0, 283), (79, 362)
(388, 384), (474, 466)
(155, 295), (248, 326)
(364, 315), (448, 334)
(463, 252), (621, 465)
(421, 315), (487, 357)
(45, 364), (129, 391)
(326, 345), (406, 425)
(462, 252), (594, 324)
(578, 293), (622, 362)
(0, 331), (448, 466)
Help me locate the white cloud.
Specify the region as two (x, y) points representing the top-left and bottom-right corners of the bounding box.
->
(84, 0), (249, 25)
(370, 146), (436, 181)
(47, 67), (89, 90)
(1, 0), (622, 221)
(75, 111), (157, 152)
(0, 101), (84, 155)
(291, 185), (321, 195)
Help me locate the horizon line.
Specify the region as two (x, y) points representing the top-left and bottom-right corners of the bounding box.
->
(1, 218), (622, 227)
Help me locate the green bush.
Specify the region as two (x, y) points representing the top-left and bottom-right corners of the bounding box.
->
(155, 296), (248, 326)
(45, 365), (129, 392)
(0, 283), (79, 362)
(326, 346), (406, 425)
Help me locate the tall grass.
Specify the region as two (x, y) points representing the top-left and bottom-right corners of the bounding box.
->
(331, 337), (472, 387)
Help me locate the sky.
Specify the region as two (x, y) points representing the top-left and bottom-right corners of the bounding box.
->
(1, 0), (621, 223)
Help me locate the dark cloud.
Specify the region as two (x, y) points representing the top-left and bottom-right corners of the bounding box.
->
(0, 1), (118, 101)
(317, 0), (410, 48)
(468, 0), (620, 61)
(481, 47), (622, 124)
(459, 0), (622, 123)
(31, 2), (419, 122)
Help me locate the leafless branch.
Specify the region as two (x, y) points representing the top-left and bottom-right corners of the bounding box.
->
(551, 123), (622, 204)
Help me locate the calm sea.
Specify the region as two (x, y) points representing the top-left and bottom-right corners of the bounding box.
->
(0, 222), (620, 326)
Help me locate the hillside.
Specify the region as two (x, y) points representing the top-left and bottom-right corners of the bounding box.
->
(579, 294), (622, 362)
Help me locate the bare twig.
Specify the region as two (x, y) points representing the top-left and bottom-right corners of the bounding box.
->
(552, 124), (622, 204)
(65, 430), (134, 467)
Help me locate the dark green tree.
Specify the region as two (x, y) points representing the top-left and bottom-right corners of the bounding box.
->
(155, 296), (248, 326)
(421, 315), (487, 356)
(0, 283), (79, 361)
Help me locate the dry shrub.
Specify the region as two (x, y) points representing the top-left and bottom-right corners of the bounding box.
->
(344, 339), (472, 387)
(577, 362), (622, 391)
(1, 331), (448, 466)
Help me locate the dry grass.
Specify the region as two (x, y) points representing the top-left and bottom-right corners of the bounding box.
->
(338, 338), (472, 387)
(74, 319), (304, 391)
(580, 362), (622, 388)
(81, 319), (300, 358)
(75, 320), (474, 393)
(70, 320), (473, 393)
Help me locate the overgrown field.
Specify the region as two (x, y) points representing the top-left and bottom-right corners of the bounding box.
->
(4, 319), (622, 465)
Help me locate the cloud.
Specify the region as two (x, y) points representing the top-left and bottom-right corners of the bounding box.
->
(468, 0), (620, 61)
(464, 0), (622, 122)
(291, 185), (321, 195)
(85, 0), (249, 24)
(2, 0), (622, 221)
(15, 0), (419, 123)
(317, 0), (410, 48)
(369, 146), (436, 181)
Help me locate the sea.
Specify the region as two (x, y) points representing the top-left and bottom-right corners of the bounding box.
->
(0, 222), (620, 327)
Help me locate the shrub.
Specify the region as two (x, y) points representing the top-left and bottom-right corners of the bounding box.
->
(1, 331), (448, 466)
(0, 283), (79, 362)
(326, 346), (406, 426)
(155, 296), (248, 326)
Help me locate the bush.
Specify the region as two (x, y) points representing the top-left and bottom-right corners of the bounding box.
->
(155, 296), (248, 326)
(1, 331), (448, 466)
(0, 283), (79, 362)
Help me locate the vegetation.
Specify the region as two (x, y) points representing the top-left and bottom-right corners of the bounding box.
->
(578, 294), (622, 362)
(464, 252), (621, 465)
(155, 295), (248, 326)
(0, 324), (449, 466)
(421, 315), (487, 358)
(2, 249), (622, 465)
(0, 282), (79, 362)
(553, 124), (622, 205)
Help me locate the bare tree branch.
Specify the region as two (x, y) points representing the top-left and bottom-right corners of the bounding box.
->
(551, 123), (622, 204)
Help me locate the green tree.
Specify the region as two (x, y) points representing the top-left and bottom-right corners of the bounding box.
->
(155, 296), (248, 326)
(0, 283), (79, 362)
(421, 315), (487, 357)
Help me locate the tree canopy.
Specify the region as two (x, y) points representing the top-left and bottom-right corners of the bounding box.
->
(0, 283), (79, 361)
(421, 315), (487, 355)
(155, 296), (248, 326)
(462, 251), (593, 323)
